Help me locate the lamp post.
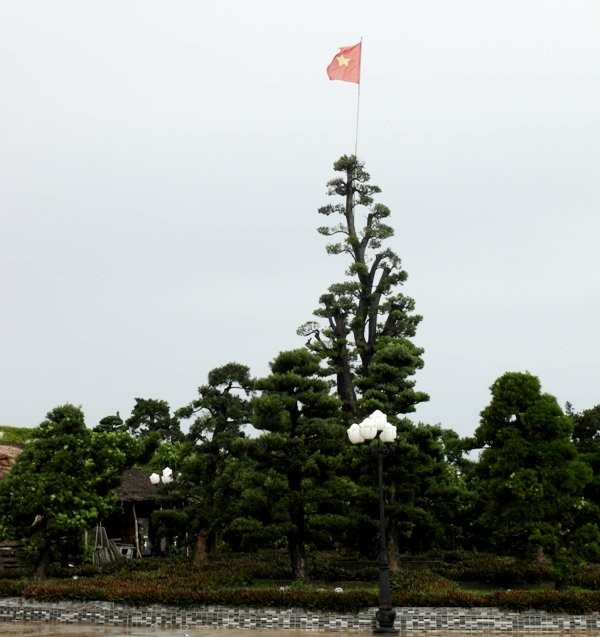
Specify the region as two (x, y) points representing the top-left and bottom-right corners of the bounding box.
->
(149, 467), (173, 485)
(347, 410), (399, 635)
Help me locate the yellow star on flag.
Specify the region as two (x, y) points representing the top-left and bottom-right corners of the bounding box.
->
(336, 54), (350, 67)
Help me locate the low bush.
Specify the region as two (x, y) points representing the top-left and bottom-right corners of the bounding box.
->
(0, 577), (26, 597)
(573, 564), (600, 590)
(391, 569), (459, 594)
(426, 551), (550, 587)
(22, 578), (376, 612)
(2, 552), (600, 613)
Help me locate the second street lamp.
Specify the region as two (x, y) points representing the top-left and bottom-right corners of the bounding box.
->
(149, 467), (173, 485)
(347, 410), (399, 635)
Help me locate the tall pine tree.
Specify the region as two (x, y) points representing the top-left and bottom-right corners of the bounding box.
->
(299, 155), (427, 421)
(249, 349), (348, 580)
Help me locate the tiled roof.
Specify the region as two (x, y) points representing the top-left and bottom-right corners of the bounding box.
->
(114, 468), (158, 502)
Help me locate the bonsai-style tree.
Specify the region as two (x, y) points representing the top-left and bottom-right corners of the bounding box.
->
(166, 363), (254, 560)
(249, 348), (348, 580)
(299, 155), (427, 422)
(472, 372), (592, 575)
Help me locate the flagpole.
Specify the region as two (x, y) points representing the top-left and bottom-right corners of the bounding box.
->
(354, 37), (363, 157)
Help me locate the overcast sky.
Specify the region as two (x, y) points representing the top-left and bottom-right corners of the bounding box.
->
(1, 1), (599, 437)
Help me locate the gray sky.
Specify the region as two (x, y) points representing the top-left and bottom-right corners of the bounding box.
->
(1, 1), (599, 437)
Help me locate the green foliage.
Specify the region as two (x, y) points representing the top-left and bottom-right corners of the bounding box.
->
(126, 398), (182, 442)
(3, 552), (600, 612)
(178, 362), (253, 445)
(387, 422), (473, 554)
(572, 563), (600, 590)
(484, 589), (600, 614)
(0, 577), (26, 597)
(152, 363), (254, 558)
(391, 568), (459, 594)
(355, 336), (428, 416)
(571, 404), (600, 454)
(299, 155), (427, 422)
(94, 413), (126, 433)
(431, 551), (550, 586)
(247, 349), (348, 578)
(0, 404), (135, 578)
(305, 556), (378, 582)
(0, 425), (34, 444)
(569, 404), (600, 553)
(471, 372), (592, 563)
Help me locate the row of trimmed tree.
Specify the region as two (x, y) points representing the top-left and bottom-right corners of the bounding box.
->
(1, 156), (598, 581)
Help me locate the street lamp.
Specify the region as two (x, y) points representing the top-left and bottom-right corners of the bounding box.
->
(149, 467), (173, 485)
(347, 410), (399, 635)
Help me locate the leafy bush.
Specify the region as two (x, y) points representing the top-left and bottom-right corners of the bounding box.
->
(22, 578), (376, 612)
(487, 589), (600, 614)
(0, 577), (26, 596)
(306, 557), (377, 582)
(571, 564), (600, 590)
(426, 551), (550, 586)
(3, 552), (600, 612)
(391, 569), (458, 594)
(0, 426), (33, 445)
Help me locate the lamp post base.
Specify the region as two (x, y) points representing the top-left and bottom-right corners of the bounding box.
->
(374, 608), (399, 634)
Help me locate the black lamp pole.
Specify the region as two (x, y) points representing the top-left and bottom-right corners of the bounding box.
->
(346, 411), (399, 634)
(373, 444), (398, 634)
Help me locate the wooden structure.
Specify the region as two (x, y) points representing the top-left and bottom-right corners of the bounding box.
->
(104, 468), (159, 557)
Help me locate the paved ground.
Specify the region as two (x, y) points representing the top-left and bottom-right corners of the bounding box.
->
(0, 627), (364, 637)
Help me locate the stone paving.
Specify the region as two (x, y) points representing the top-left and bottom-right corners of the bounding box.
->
(2, 598), (600, 633)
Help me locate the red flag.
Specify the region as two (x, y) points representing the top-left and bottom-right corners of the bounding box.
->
(327, 42), (361, 84)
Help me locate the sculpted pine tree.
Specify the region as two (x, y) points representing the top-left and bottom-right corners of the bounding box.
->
(173, 363), (254, 560)
(299, 155), (428, 421)
(249, 349), (347, 580)
(472, 372), (592, 571)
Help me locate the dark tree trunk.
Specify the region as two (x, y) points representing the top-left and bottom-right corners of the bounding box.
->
(193, 528), (212, 562)
(388, 524), (400, 573)
(287, 459), (306, 581)
(337, 366), (357, 421)
(32, 547), (50, 581)
(288, 532), (306, 581)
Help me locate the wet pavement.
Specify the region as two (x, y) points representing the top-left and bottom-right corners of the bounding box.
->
(0, 628), (577, 637)
(0, 628), (366, 637)
(0, 627), (314, 636)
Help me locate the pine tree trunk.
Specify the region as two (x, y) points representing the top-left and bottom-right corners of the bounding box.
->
(287, 479), (306, 581)
(288, 534), (306, 581)
(32, 547), (50, 580)
(388, 525), (401, 573)
(194, 528), (211, 562)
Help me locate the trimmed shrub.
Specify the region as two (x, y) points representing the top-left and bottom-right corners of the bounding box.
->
(3, 552), (600, 612)
(0, 577), (26, 597)
(427, 551), (550, 586)
(573, 564), (600, 590)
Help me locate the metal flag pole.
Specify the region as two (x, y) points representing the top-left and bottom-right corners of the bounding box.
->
(354, 37), (363, 157)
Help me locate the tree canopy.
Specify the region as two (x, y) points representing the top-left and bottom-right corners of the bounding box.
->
(248, 348), (349, 579)
(0, 404), (134, 578)
(472, 372), (592, 561)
